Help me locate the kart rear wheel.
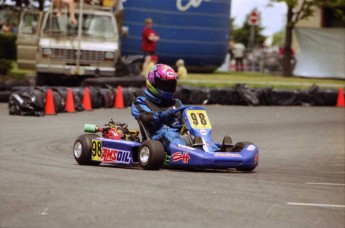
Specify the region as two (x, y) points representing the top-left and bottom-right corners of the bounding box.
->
(73, 134), (101, 166)
(138, 140), (165, 170)
(233, 142), (257, 172)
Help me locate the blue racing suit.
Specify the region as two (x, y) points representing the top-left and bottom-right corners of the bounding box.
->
(131, 89), (186, 152)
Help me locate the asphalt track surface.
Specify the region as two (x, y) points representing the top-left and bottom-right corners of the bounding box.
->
(0, 103), (344, 228)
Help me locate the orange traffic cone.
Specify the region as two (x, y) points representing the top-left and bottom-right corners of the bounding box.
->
(65, 88), (76, 113)
(82, 87), (92, 111)
(114, 85), (124, 109)
(45, 88), (56, 115)
(336, 87), (345, 107)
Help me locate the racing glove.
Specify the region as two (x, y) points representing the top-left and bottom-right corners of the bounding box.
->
(158, 106), (188, 125)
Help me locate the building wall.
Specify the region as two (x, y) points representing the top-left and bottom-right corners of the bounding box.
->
(295, 7), (322, 28)
(293, 2), (322, 51)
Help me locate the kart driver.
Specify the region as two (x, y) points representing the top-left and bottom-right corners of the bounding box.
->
(131, 64), (231, 152)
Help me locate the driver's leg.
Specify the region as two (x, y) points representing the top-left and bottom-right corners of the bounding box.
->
(152, 128), (186, 152)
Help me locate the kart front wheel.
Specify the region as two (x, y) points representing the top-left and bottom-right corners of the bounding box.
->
(232, 142), (252, 152)
(233, 142), (257, 172)
(138, 140), (165, 170)
(73, 134), (101, 166)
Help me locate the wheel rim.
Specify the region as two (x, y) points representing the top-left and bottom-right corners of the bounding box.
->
(74, 142), (82, 158)
(140, 146), (150, 164)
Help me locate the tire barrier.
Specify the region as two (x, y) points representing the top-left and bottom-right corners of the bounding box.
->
(5, 84), (343, 116)
(8, 87), (46, 116)
(0, 90), (11, 102)
(0, 79), (31, 91)
(82, 76), (146, 88)
(256, 85), (339, 106)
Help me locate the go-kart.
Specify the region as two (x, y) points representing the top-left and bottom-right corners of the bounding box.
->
(73, 106), (259, 172)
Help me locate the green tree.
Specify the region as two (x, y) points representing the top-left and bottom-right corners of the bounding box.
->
(270, 0), (345, 76)
(272, 30), (285, 46)
(230, 12), (266, 48)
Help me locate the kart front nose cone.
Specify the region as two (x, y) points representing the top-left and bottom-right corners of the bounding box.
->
(140, 147), (150, 164)
(74, 142), (82, 158)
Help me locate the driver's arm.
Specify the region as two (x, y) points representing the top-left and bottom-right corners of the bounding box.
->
(131, 98), (161, 127)
(132, 97), (186, 127)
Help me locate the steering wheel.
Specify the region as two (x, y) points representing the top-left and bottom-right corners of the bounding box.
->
(168, 115), (186, 132)
(169, 122), (185, 129)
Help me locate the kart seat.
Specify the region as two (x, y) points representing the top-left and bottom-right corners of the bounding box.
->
(137, 119), (151, 141)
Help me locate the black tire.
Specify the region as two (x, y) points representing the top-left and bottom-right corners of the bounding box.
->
(232, 142), (252, 152)
(138, 140), (165, 170)
(0, 90), (11, 103)
(233, 142), (257, 172)
(36, 73), (47, 86)
(130, 60), (143, 76)
(73, 134), (101, 165)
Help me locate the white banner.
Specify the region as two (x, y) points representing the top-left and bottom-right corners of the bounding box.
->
(294, 27), (345, 79)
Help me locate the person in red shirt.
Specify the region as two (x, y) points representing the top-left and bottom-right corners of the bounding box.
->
(141, 18), (160, 76)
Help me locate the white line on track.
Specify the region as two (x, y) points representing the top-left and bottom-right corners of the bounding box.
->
(305, 182), (345, 186)
(287, 202), (345, 208)
(329, 164), (344, 167)
(40, 207), (48, 215)
(323, 172), (345, 174)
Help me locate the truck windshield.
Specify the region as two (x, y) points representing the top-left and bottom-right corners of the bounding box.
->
(43, 13), (116, 38)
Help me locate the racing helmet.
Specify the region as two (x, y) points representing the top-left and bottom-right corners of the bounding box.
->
(146, 64), (177, 100)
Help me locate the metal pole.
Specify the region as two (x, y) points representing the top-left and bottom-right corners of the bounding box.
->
(248, 25), (255, 49)
(76, 0), (84, 72)
(248, 25), (256, 71)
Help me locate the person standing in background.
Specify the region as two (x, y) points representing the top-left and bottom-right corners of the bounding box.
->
(233, 42), (246, 71)
(143, 55), (158, 78)
(52, 0), (77, 25)
(176, 59), (188, 79)
(228, 38), (235, 61)
(113, 0), (125, 36)
(141, 18), (160, 76)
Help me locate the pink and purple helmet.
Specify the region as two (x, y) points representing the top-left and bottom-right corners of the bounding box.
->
(146, 64), (177, 100)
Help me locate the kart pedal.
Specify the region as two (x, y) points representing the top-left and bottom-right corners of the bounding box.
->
(193, 136), (204, 148)
(221, 135), (233, 152)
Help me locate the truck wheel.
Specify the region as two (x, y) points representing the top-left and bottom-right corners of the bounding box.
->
(138, 140), (165, 170)
(73, 134), (101, 165)
(233, 142), (257, 172)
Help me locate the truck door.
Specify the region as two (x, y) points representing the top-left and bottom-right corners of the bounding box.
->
(16, 10), (42, 70)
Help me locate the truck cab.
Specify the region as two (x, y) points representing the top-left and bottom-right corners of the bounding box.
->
(17, 4), (120, 85)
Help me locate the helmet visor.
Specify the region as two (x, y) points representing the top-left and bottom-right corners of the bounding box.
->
(155, 77), (177, 93)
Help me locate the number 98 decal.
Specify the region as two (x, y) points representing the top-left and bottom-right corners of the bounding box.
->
(91, 140), (102, 161)
(186, 110), (212, 129)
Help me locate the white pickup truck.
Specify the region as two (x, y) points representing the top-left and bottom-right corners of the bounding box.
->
(17, 4), (120, 85)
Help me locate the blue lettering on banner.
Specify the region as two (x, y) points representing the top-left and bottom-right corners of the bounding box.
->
(117, 151), (131, 163)
(117, 151), (123, 161)
(214, 152), (242, 158)
(124, 152), (130, 162)
(176, 0), (203, 12)
(101, 147), (131, 164)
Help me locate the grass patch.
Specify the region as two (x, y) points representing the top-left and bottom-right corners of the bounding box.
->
(0, 61), (34, 82)
(7, 62), (34, 79)
(2, 61), (345, 90)
(178, 72), (345, 90)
